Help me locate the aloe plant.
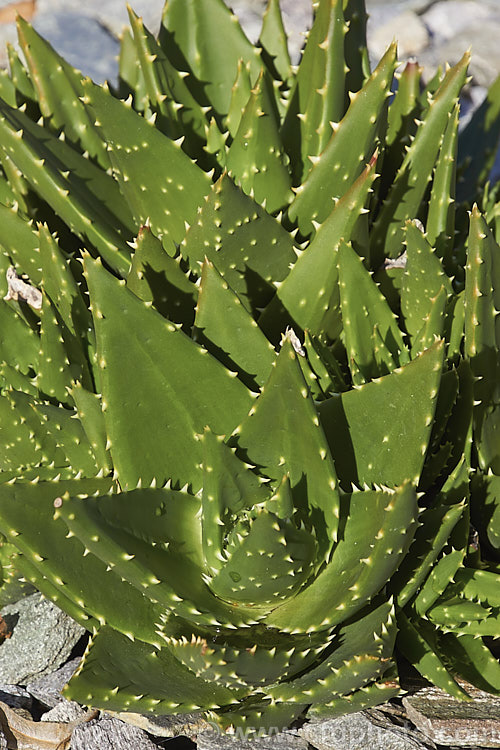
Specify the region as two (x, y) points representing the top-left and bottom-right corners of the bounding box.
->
(0, 0), (498, 735)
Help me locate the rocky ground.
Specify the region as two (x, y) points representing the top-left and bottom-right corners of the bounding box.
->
(0, 0), (499, 748)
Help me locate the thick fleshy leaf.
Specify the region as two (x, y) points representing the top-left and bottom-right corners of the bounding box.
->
(287, 44), (396, 236)
(181, 173), (297, 312)
(160, 0), (262, 117)
(82, 77), (210, 249)
(194, 260), (276, 390)
(260, 153), (378, 342)
(84, 255), (254, 490)
(281, 0), (347, 184)
(318, 340), (444, 487)
(233, 336), (340, 554)
(65, 626), (241, 713)
(226, 70), (292, 212)
(337, 239), (409, 384)
(371, 53), (469, 264)
(265, 483), (418, 632)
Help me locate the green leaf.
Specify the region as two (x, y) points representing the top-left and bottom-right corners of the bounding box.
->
(439, 633), (500, 694)
(209, 503), (317, 608)
(308, 677), (400, 719)
(69, 382), (112, 474)
(16, 18), (110, 168)
(260, 153), (378, 342)
(269, 599), (396, 702)
(0, 100), (133, 276)
(371, 52), (469, 264)
(337, 239), (409, 384)
(226, 70), (292, 212)
(397, 610), (470, 699)
(127, 7), (210, 161)
(426, 101), (459, 272)
(160, 0), (262, 117)
(194, 259), (276, 390)
(401, 220), (452, 343)
(258, 0), (292, 85)
(288, 43), (396, 237)
(0, 477), (165, 644)
(84, 255), (254, 490)
(281, 0), (347, 184)
(65, 625), (241, 713)
(318, 340), (444, 488)
(465, 205), (500, 472)
(266, 483), (418, 632)
(181, 173), (298, 312)
(126, 224), (197, 332)
(82, 77), (211, 249)
(233, 335), (340, 555)
(199, 428), (269, 578)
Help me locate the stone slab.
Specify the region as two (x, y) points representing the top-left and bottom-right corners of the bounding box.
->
(403, 683), (500, 748)
(71, 714), (161, 750)
(422, 0), (493, 42)
(33, 12), (120, 83)
(0, 594), (85, 685)
(368, 9), (429, 60)
(299, 711), (433, 750)
(108, 709), (211, 739)
(197, 725), (308, 750)
(0, 685), (31, 712)
(26, 656), (82, 709)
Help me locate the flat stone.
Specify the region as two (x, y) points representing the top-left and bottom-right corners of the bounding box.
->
(26, 656), (82, 709)
(299, 711), (432, 750)
(34, 0), (166, 36)
(0, 594), (85, 685)
(71, 714), (162, 750)
(416, 19), (500, 87)
(197, 725), (308, 750)
(403, 683), (500, 748)
(32, 12), (120, 83)
(222, 0), (266, 43)
(366, 0), (434, 29)
(41, 698), (87, 723)
(108, 709), (212, 739)
(422, 1), (493, 42)
(0, 685), (31, 711)
(369, 9), (430, 61)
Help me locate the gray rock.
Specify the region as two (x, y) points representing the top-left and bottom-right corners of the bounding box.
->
(368, 9), (430, 61)
(416, 19), (500, 87)
(108, 708), (211, 739)
(71, 714), (161, 750)
(41, 698), (87, 723)
(403, 683), (500, 748)
(278, 0), (313, 62)
(422, 0), (493, 42)
(0, 685), (32, 711)
(224, 0), (266, 43)
(0, 593), (85, 685)
(26, 656), (82, 708)
(299, 711), (431, 750)
(197, 725), (308, 750)
(35, 0), (166, 36)
(366, 0), (435, 29)
(32, 12), (120, 84)
(0, 729), (6, 749)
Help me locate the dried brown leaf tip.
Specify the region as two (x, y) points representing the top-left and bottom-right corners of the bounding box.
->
(0, 616), (11, 644)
